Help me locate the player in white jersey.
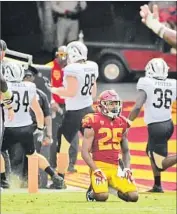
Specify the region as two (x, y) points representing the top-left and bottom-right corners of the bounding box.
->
(51, 41), (99, 179)
(1, 62), (64, 189)
(128, 58), (177, 193)
(0, 40), (14, 189)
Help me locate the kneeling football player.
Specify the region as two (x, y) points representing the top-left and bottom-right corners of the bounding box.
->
(81, 90), (138, 202)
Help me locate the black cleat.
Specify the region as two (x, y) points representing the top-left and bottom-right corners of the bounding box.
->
(67, 165), (77, 173)
(1, 179), (10, 189)
(49, 174), (66, 189)
(147, 185), (164, 193)
(86, 185), (95, 201)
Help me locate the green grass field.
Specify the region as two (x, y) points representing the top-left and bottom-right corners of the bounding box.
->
(1, 191), (176, 214)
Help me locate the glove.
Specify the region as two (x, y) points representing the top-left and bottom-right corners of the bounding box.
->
(93, 169), (107, 185)
(3, 94), (14, 106)
(123, 168), (135, 184)
(34, 128), (44, 143)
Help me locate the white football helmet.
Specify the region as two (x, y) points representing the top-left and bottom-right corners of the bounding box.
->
(66, 41), (88, 64)
(4, 62), (25, 82)
(145, 58), (169, 80)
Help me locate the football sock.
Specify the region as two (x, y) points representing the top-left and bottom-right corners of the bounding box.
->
(45, 166), (55, 177)
(154, 176), (161, 186)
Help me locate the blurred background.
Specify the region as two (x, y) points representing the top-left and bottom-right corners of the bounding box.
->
(1, 1), (176, 85)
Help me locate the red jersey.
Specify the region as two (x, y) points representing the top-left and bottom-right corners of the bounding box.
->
(51, 59), (65, 104)
(82, 112), (129, 165)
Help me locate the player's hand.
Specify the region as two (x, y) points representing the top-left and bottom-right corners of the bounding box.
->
(42, 136), (53, 146)
(34, 128), (44, 143)
(140, 4), (159, 24)
(7, 107), (15, 121)
(123, 168), (135, 184)
(140, 4), (163, 35)
(93, 169), (107, 185)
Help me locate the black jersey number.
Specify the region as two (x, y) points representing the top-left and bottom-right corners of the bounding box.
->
(81, 74), (95, 96)
(153, 88), (172, 109)
(13, 90), (29, 112)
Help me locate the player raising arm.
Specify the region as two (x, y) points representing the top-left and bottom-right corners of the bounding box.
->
(140, 4), (176, 48)
(128, 58), (177, 192)
(81, 90), (138, 202)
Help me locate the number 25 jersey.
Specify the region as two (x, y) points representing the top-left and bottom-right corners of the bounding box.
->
(63, 61), (99, 111)
(137, 77), (176, 125)
(82, 112), (129, 165)
(4, 81), (36, 127)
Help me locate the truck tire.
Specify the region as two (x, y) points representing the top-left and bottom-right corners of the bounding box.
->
(99, 57), (127, 83)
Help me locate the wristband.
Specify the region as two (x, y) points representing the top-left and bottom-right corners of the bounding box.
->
(146, 14), (163, 35)
(159, 26), (166, 39)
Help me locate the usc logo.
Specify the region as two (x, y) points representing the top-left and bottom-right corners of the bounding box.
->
(53, 70), (61, 80)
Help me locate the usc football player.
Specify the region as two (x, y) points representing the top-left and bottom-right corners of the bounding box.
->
(81, 90), (138, 202)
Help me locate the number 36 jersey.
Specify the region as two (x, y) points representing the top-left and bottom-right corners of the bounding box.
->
(137, 77), (176, 125)
(63, 61), (99, 111)
(82, 112), (129, 165)
(4, 81), (36, 127)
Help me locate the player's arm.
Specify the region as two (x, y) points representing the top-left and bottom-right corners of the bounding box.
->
(161, 28), (177, 48)
(0, 76), (13, 109)
(0, 75), (8, 93)
(51, 76), (78, 97)
(0, 75), (12, 100)
(120, 132), (131, 168)
(91, 81), (97, 99)
(120, 132), (135, 183)
(128, 89), (147, 124)
(140, 4), (176, 48)
(91, 63), (99, 99)
(30, 95), (44, 129)
(42, 94), (52, 142)
(81, 128), (98, 171)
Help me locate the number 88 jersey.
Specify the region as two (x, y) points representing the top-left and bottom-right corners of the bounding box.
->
(4, 81), (36, 127)
(137, 77), (177, 125)
(63, 61), (99, 111)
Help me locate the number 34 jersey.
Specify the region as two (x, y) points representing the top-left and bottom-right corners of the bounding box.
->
(137, 77), (176, 125)
(82, 112), (129, 165)
(4, 81), (36, 128)
(63, 61), (99, 111)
